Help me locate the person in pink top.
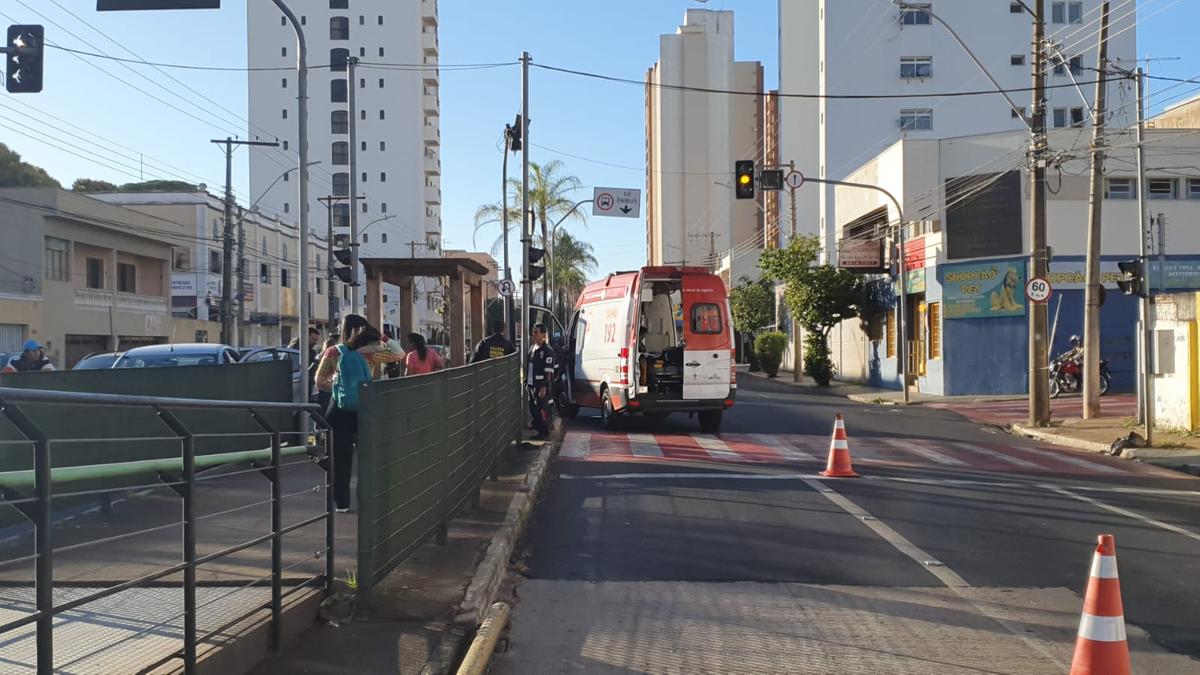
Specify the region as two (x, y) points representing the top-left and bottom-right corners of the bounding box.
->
(404, 333), (443, 375)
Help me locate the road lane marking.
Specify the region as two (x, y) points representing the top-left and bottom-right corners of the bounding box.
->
(1045, 485), (1200, 543)
(560, 433), (591, 459)
(951, 442), (1041, 469)
(559, 472), (818, 481)
(1018, 447), (1124, 473)
(882, 438), (966, 466)
(800, 477), (1064, 665)
(692, 435), (742, 462)
(626, 433), (664, 458)
(762, 435), (817, 461)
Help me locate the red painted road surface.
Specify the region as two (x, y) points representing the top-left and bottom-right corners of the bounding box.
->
(927, 393), (1137, 426)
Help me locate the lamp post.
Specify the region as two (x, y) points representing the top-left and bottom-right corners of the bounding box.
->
(547, 198), (593, 321)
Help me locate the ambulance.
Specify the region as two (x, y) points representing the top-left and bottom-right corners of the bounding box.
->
(558, 266), (735, 433)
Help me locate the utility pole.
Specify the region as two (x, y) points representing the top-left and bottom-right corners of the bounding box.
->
(319, 195), (348, 328)
(502, 118), (520, 341)
(1028, 0), (1051, 426)
(236, 205), (246, 347)
(787, 160), (798, 240)
(211, 137), (279, 346)
(406, 240), (427, 258)
(1135, 67), (1155, 445)
(1082, 1), (1111, 420)
(348, 56), (362, 314)
(520, 51), (531, 381)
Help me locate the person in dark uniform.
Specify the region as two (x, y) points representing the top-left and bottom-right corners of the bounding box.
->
(471, 320), (516, 363)
(527, 323), (554, 440)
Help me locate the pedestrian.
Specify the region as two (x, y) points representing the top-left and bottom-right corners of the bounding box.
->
(354, 325), (405, 380)
(317, 335), (338, 412)
(471, 319), (516, 363)
(404, 333), (444, 376)
(2, 340), (55, 373)
(314, 314), (375, 513)
(527, 323), (555, 440)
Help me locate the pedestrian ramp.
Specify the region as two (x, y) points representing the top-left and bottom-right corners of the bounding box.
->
(559, 431), (1161, 477)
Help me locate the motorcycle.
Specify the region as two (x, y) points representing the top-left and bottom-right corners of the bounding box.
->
(1049, 353), (1110, 399)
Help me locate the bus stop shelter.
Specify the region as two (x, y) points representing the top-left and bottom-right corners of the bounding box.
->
(359, 256), (491, 367)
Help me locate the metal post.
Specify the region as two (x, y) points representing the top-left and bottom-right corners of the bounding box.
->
(320, 196), (342, 327)
(220, 138), (234, 345)
(0, 403), (52, 673)
(155, 408), (197, 674)
(348, 56), (361, 315)
(520, 52), (531, 382)
(273, 0), (311, 410)
(1082, 1), (1111, 420)
(1028, 0), (1051, 426)
(249, 411), (283, 652)
(237, 206), (247, 347)
(323, 424), (335, 594)
(501, 136), (512, 340)
(1135, 68), (1155, 445)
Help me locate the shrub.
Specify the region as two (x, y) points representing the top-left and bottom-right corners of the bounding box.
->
(803, 331), (835, 386)
(754, 331), (788, 378)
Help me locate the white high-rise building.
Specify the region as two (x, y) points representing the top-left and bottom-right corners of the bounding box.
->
(646, 10), (764, 274)
(779, 0), (1137, 255)
(246, 0), (442, 333)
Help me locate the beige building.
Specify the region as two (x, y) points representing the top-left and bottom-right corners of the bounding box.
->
(645, 9), (764, 274)
(1149, 96), (1200, 130)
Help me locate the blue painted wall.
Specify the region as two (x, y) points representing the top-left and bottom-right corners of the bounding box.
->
(943, 313), (1030, 395)
(1045, 289), (1139, 392)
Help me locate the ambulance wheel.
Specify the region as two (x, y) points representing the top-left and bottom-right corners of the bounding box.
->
(699, 410), (722, 434)
(600, 388), (618, 430)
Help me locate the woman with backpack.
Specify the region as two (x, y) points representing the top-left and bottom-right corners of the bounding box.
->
(403, 332), (444, 376)
(315, 314), (403, 512)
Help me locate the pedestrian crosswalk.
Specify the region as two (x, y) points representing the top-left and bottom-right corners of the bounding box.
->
(558, 431), (1160, 477)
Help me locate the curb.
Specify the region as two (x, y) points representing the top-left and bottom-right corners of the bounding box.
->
(1010, 423), (1200, 477)
(454, 436), (555, 626)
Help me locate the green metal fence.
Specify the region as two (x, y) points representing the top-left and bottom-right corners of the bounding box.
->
(356, 353), (521, 588)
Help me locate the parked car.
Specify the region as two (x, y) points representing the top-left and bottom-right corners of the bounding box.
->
(113, 343), (239, 368)
(238, 346), (302, 385)
(73, 351), (123, 370)
(559, 266), (735, 433)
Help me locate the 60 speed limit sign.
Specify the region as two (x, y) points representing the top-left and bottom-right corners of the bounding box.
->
(1024, 277), (1053, 304)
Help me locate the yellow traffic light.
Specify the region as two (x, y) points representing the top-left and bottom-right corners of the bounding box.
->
(738, 174), (751, 185)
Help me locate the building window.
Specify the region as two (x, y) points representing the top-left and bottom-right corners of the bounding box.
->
(362, 202), (368, 213)
(86, 258), (105, 289)
(1011, 54), (1025, 66)
(1011, 107), (1027, 120)
(261, 263), (271, 284)
(331, 110), (348, 134)
(283, 140), (289, 150)
(44, 237), (68, 281)
(332, 141), (349, 165)
(262, 237), (268, 256)
(899, 56), (932, 79)
(899, 108), (933, 130)
(281, 15), (286, 26)
(333, 172), (349, 196)
(281, 268), (291, 288)
(381, 233), (388, 243)
(380, 172), (386, 182)
(359, 47), (366, 57)
(359, 77), (365, 89)
(300, 15), (305, 25)
(117, 263), (136, 293)
(1148, 178), (1177, 200)
(1010, 2), (1024, 13)
(281, 243), (288, 262)
(316, 277), (323, 295)
(1052, 2), (1082, 24)
(283, 171), (289, 182)
(378, 15), (383, 25)
(281, 47), (287, 57)
(1054, 55), (1083, 76)
(209, 250), (221, 275)
(330, 16), (350, 40)
(899, 4), (931, 25)
(360, 141), (366, 152)
(360, 110), (366, 120)
(330, 0), (347, 8)
(1105, 178), (1135, 199)
(330, 47), (349, 71)
(1052, 107), (1085, 128)
(1070, 107), (1085, 127)
(380, 141), (386, 151)
(362, 233), (369, 244)
(378, 78), (385, 88)
(1189, 178), (1200, 199)
(361, 171), (368, 182)
(359, 15), (365, 25)
(379, 110), (385, 120)
(283, 202), (290, 214)
(381, 202), (388, 213)
(331, 79), (347, 103)
(281, 108), (288, 119)
(927, 302), (941, 359)
(379, 47), (384, 57)
(281, 77), (287, 88)
(333, 204), (349, 228)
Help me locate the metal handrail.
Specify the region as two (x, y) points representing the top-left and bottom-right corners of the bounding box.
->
(0, 386), (323, 412)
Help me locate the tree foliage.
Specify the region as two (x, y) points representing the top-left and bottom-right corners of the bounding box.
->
(549, 229), (597, 320)
(72, 178), (118, 193)
(473, 160), (586, 257)
(729, 277), (775, 335)
(71, 178), (197, 193)
(759, 234), (866, 386)
(754, 331), (788, 378)
(0, 143), (60, 188)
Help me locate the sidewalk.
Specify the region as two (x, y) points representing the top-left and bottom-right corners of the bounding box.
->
(1011, 417), (1200, 476)
(742, 368), (1023, 405)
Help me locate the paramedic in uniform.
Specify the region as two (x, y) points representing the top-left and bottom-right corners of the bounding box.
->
(472, 320), (516, 363)
(527, 323), (554, 440)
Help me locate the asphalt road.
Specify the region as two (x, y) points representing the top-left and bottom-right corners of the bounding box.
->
(497, 375), (1200, 673)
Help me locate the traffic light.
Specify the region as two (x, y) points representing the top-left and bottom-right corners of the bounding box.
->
(1116, 259), (1144, 297)
(527, 245), (545, 283)
(6, 25), (44, 94)
(735, 160), (755, 200)
(760, 169), (784, 191)
(507, 114), (523, 152)
(333, 238), (356, 285)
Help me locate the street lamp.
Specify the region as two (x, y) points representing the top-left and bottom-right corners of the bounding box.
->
(546, 198), (593, 320)
(360, 213), (397, 237)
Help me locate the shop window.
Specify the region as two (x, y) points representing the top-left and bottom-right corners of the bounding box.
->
(886, 308), (897, 359)
(117, 263), (136, 293)
(928, 302), (942, 359)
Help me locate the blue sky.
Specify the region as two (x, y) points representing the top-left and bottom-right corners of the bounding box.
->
(2, 1), (1198, 277)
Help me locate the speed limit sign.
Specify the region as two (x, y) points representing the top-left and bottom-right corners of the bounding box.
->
(1025, 277), (1053, 304)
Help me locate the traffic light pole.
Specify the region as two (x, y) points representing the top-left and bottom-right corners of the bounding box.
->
(348, 56), (362, 315)
(1028, 0), (1052, 427)
(1135, 67), (1155, 445)
(520, 52), (531, 382)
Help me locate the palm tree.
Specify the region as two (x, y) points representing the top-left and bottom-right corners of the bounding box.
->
(548, 229), (598, 321)
(473, 160), (587, 300)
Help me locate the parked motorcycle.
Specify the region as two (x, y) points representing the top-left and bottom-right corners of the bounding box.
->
(1049, 353), (1110, 399)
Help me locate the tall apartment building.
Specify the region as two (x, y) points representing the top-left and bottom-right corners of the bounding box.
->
(779, 0), (1137, 256)
(646, 10), (764, 275)
(246, 0), (442, 333)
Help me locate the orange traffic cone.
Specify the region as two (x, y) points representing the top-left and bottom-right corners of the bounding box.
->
(820, 413), (859, 478)
(1070, 534), (1131, 675)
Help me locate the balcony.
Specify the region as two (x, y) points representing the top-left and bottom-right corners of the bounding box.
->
(423, 54), (438, 67)
(74, 288), (168, 314)
(424, 215), (440, 230)
(421, 31), (438, 54)
(422, 91), (438, 114)
(421, 0), (437, 25)
(423, 125), (439, 145)
(424, 186), (441, 204)
(424, 155), (440, 175)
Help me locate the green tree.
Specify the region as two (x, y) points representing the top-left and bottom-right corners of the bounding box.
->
(72, 178), (118, 193)
(730, 277), (775, 334)
(548, 229), (598, 321)
(754, 331), (788, 378)
(118, 179), (197, 193)
(759, 234), (865, 386)
(0, 143), (60, 188)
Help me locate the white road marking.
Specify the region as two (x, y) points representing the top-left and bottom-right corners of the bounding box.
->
(1019, 447), (1124, 474)
(882, 438), (966, 466)
(559, 433), (591, 459)
(626, 433), (664, 458)
(765, 436), (818, 461)
(800, 477), (1065, 665)
(692, 435), (742, 462)
(558, 472), (817, 481)
(951, 442), (1041, 469)
(1045, 485), (1200, 543)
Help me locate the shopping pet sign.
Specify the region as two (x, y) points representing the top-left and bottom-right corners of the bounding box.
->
(940, 260), (1027, 320)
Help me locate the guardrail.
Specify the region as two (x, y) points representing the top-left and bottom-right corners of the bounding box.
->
(0, 387), (331, 674)
(356, 353), (521, 589)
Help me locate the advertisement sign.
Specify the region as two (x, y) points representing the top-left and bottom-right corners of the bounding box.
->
(838, 238), (883, 270)
(945, 171), (1023, 260)
(904, 237), (926, 271)
(941, 260), (1027, 320)
(892, 268), (926, 295)
(1047, 261), (1122, 289)
(171, 275), (196, 297)
(1154, 260), (1200, 290)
